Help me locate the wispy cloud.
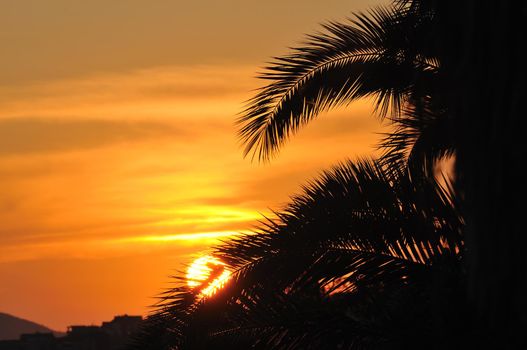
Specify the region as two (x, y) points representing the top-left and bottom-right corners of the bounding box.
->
(0, 118), (183, 155)
(0, 65), (256, 120)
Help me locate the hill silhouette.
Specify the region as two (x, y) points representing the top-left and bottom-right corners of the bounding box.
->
(0, 312), (64, 340)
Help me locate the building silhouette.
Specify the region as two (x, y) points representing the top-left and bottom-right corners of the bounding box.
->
(0, 315), (142, 350)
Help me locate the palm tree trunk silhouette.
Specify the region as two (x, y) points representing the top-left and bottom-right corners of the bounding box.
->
(439, 0), (527, 346)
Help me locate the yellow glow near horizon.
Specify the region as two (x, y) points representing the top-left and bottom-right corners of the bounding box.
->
(148, 207), (264, 227)
(126, 230), (250, 243)
(186, 255), (232, 296)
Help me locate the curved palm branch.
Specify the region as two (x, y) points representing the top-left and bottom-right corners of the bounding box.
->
(129, 159), (463, 349)
(238, 5), (439, 161)
(379, 97), (455, 178)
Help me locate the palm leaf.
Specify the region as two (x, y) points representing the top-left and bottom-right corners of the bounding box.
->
(130, 159), (463, 349)
(379, 96), (455, 178)
(238, 6), (438, 161)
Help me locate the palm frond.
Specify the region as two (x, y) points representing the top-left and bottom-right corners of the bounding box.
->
(379, 98), (455, 178)
(130, 159), (463, 349)
(238, 6), (437, 161)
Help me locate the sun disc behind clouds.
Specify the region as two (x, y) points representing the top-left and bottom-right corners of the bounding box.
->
(186, 255), (232, 297)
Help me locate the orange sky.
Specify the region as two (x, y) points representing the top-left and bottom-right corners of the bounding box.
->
(0, 0), (385, 331)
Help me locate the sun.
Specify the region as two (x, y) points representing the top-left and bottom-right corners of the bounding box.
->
(186, 255), (232, 297)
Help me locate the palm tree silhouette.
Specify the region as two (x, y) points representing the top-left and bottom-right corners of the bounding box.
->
(131, 161), (463, 349)
(129, 2), (467, 348)
(237, 3), (452, 177)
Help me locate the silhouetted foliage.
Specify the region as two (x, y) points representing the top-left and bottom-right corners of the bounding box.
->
(237, 3), (449, 168)
(130, 161), (464, 349)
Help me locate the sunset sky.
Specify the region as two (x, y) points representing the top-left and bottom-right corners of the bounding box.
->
(0, 0), (385, 331)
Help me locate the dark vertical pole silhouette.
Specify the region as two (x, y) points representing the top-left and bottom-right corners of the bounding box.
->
(439, 0), (527, 346)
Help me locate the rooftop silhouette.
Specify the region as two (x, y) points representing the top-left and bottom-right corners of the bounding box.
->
(0, 315), (142, 350)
